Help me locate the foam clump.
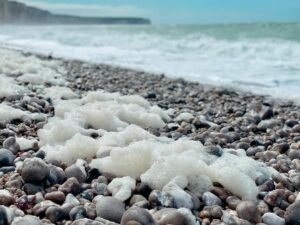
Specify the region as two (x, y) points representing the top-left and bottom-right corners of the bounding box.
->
(108, 176), (136, 201)
(43, 133), (99, 165)
(0, 103), (30, 121)
(175, 112), (194, 122)
(0, 49), (65, 87)
(16, 137), (38, 151)
(0, 76), (27, 97)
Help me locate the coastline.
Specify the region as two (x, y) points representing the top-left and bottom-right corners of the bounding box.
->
(0, 48), (300, 225)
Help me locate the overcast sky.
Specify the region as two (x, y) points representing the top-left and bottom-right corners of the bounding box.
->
(15, 0), (300, 24)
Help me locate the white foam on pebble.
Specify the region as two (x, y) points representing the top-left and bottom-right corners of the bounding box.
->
(107, 176), (136, 201)
(0, 49), (66, 87)
(16, 137), (38, 151)
(0, 103), (29, 121)
(41, 92), (274, 201)
(175, 112), (194, 122)
(0, 76), (27, 98)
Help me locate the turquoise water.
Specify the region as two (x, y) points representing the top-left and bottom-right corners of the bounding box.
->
(0, 23), (300, 99)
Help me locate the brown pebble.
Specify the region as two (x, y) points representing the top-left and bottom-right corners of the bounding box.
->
(226, 196), (241, 210)
(45, 191), (65, 204)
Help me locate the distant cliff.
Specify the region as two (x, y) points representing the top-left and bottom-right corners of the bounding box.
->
(0, 0), (151, 25)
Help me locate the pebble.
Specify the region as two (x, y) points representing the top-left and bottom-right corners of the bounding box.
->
(0, 206), (8, 225)
(45, 191), (65, 204)
(95, 196), (125, 223)
(71, 219), (103, 225)
(65, 165), (87, 183)
(199, 205), (223, 219)
(59, 177), (81, 195)
(45, 206), (68, 223)
(0, 190), (14, 206)
(153, 208), (194, 225)
(23, 183), (44, 195)
(33, 200), (59, 217)
(3, 137), (20, 154)
(202, 192), (222, 206)
(285, 200), (300, 225)
(11, 215), (43, 225)
(120, 206), (155, 225)
(226, 196), (241, 210)
(69, 206), (87, 221)
(236, 201), (261, 223)
(48, 165), (67, 185)
(262, 212), (285, 225)
(148, 190), (175, 208)
(0, 148), (15, 167)
(21, 158), (50, 183)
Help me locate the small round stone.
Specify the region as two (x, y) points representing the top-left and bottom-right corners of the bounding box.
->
(21, 158), (50, 183)
(236, 201), (261, 223)
(65, 165), (86, 183)
(153, 208), (194, 225)
(3, 137), (20, 154)
(202, 192), (222, 206)
(95, 196), (125, 223)
(0, 149), (15, 167)
(58, 177), (80, 195)
(226, 196), (241, 210)
(11, 215), (42, 225)
(0, 190), (14, 206)
(45, 206), (68, 223)
(120, 206), (156, 225)
(45, 191), (65, 204)
(262, 212), (285, 225)
(23, 183), (44, 195)
(285, 200), (300, 225)
(69, 206), (87, 221)
(71, 219), (103, 225)
(0, 206), (8, 225)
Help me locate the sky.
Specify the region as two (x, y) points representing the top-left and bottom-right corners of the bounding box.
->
(15, 0), (300, 24)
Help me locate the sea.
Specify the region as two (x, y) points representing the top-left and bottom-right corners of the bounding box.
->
(0, 23), (300, 100)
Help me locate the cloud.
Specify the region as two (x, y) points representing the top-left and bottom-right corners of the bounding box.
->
(14, 0), (147, 17)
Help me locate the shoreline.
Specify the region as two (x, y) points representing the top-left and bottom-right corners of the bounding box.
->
(2, 44), (299, 105)
(0, 48), (300, 225)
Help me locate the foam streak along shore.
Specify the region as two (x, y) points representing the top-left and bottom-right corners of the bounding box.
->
(0, 48), (300, 225)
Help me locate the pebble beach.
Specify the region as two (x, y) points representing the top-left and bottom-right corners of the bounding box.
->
(0, 48), (300, 225)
